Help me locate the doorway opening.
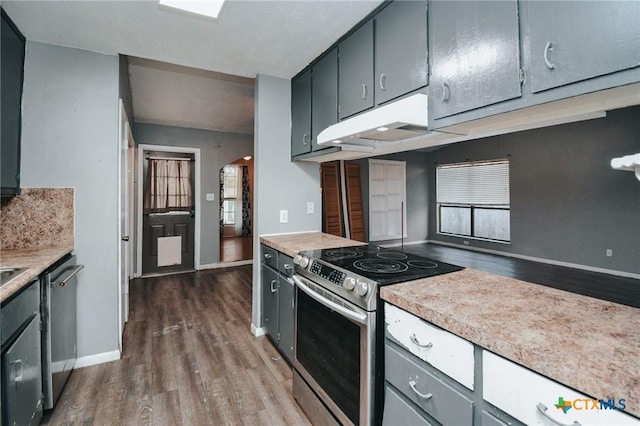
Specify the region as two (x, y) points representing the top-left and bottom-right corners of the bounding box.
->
(219, 156), (253, 263)
(138, 146), (200, 276)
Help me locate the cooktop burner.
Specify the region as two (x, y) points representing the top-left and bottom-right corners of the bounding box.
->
(302, 244), (464, 286)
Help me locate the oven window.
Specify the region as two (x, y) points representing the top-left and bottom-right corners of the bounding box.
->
(296, 290), (361, 424)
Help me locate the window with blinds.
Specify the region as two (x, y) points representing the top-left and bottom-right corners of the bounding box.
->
(436, 159), (510, 242)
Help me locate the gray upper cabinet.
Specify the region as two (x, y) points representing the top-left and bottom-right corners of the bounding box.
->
(429, 0), (522, 120)
(339, 20), (375, 120)
(524, 1), (640, 94)
(291, 69), (312, 158)
(375, 0), (428, 105)
(311, 49), (338, 151)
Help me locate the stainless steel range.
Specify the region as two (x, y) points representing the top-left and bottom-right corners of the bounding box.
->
(291, 245), (463, 426)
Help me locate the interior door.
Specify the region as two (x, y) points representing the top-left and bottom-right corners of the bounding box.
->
(368, 159), (407, 241)
(142, 152), (195, 275)
(118, 101), (130, 350)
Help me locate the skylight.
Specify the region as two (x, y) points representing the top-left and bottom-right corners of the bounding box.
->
(158, 0), (226, 19)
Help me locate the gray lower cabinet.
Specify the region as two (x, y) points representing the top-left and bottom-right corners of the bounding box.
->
(385, 341), (474, 426)
(375, 0), (428, 105)
(429, 0), (522, 120)
(339, 19), (374, 119)
(291, 69), (312, 158)
(524, 1), (640, 94)
(260, 245), (294, 363)
(311, 48), (338, 151)
(1, 280), (43, 426)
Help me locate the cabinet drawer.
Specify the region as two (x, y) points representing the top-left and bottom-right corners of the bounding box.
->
(483, 351), (638, 426)
(261, 245), (278, 270)
(383, 384), (435, 426)
(385, 302), (474, 389)
(278, 253), (294, 277)
(386, 342), (474, 426)
(1, 280), (40, 347)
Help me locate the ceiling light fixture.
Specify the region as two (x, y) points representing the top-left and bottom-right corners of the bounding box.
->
(333, 140), (342, 144)
(376, 127), (389, 132)
(243, 156), (252, 161)
(158, 0), (226, 19)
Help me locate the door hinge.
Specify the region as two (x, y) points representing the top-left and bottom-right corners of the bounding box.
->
(519, 68), (526, 85)
(39, 320), (43, 331)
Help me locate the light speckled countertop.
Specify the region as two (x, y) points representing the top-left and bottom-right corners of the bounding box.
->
(381, 268), (640, 417)
(260, 232), (365, 258)
(0, 245), (73, 303)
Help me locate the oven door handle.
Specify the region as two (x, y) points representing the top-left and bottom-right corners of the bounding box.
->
(293, 275), (368, 325)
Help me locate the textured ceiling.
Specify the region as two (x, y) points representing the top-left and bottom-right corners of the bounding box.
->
(3, 0), (382, 134)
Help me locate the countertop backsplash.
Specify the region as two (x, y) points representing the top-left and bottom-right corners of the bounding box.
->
(1, 188), (74, 250)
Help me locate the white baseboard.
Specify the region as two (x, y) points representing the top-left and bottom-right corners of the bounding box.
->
(251, 323), (266, 337)
(74, 350), (121, 369)
(199, 259), (254, 270)
(427, 240), (640, 279)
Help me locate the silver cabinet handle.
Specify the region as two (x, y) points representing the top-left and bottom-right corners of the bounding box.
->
(264, 253), (272, 259)
(440, 81), (450, 102)
(11, 359), (23, 382)
(302, 134), (309, 146)
(408, 379), (432, 400)
(270, 280), (278, 293)
(283, 264), (293, 271)
(121, 236), (129, 242)
(362, 83), (368, 100)
(379, 73), (387, 90)
(537, 403), (581, 426)
(410, 333), (433, 349)
(56, 264), (84, 287)
(544, 41), (556, 70)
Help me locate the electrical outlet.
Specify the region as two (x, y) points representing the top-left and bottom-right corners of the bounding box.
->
(307, 202), (314, 214)
(463, 241), (470, 245)
(606, 249), (613, 257)
(280, 210), (288, 223)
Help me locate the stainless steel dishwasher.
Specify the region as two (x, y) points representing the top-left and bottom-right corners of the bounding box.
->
(41, 255), (83, 410)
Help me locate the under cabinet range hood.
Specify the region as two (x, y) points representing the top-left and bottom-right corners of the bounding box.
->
(317, 94), (438, 148)
(611, 153), (640, 181)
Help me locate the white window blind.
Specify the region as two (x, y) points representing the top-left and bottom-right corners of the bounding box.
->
(436, 160), (510, 205)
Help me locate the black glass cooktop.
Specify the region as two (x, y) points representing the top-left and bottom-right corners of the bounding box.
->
(301, 245), (464, 286)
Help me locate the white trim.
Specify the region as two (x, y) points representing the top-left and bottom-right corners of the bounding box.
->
(427, 240), (640, 280)
(137, 144), (202, 276)
(251, 323), (266, 337)
(379, 239), (429, 248)
(141, 269), (196, 279)
(199, 260), (254, 270)
(74, 350), (121, 369)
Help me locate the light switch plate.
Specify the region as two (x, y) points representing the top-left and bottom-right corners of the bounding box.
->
(206, 193), (215, 201)
(280, 210), (288, 223)
(307, 202), (314, 214)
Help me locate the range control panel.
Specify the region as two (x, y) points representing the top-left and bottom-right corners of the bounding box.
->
(309, 261), (346, 286)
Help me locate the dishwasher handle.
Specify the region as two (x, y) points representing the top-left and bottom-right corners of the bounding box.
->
(54, 265), (84, 287)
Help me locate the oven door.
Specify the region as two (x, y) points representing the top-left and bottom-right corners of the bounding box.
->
(293, 274), (376, 426)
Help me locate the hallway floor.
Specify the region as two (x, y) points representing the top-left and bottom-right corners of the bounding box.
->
(42, 266), (310, 425)
(221, 236), (253, 263)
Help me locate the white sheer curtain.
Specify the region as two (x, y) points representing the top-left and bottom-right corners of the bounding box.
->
(144, 159), (192, 213)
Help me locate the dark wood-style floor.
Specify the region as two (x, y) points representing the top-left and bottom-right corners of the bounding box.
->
(42, 266), (311, 425)
(401, 243), (640, 308)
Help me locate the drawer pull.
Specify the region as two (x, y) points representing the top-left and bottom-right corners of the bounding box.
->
(409, 379), (433, 400)
(536, 403), (581, 426)
(270, 280), (278, 293)
(264, 253), (272, 259)
(410, 333), (433, 349)
(283, 264), (293, 271)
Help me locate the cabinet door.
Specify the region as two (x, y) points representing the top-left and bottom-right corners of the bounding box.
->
(2, 314), (43, 426)
(277, 276), (294, 363)
(311, 49), (338, 152)
(375, 0), (428, 105)
(339, 20), (374, 119)
(526, 1), (640, 93)
(261, 266), (279, 339)
(291, 70), (312, 158)
(430, 0), (522, 120)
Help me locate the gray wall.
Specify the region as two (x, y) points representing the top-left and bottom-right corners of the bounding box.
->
(252, 74), (322, 331)
(426, 106), (640, 275)
(118, 55), (134, 125)
(352, 151), (430, 245)
(20, 41), (121, 358)
(133, 123), (254, 266)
